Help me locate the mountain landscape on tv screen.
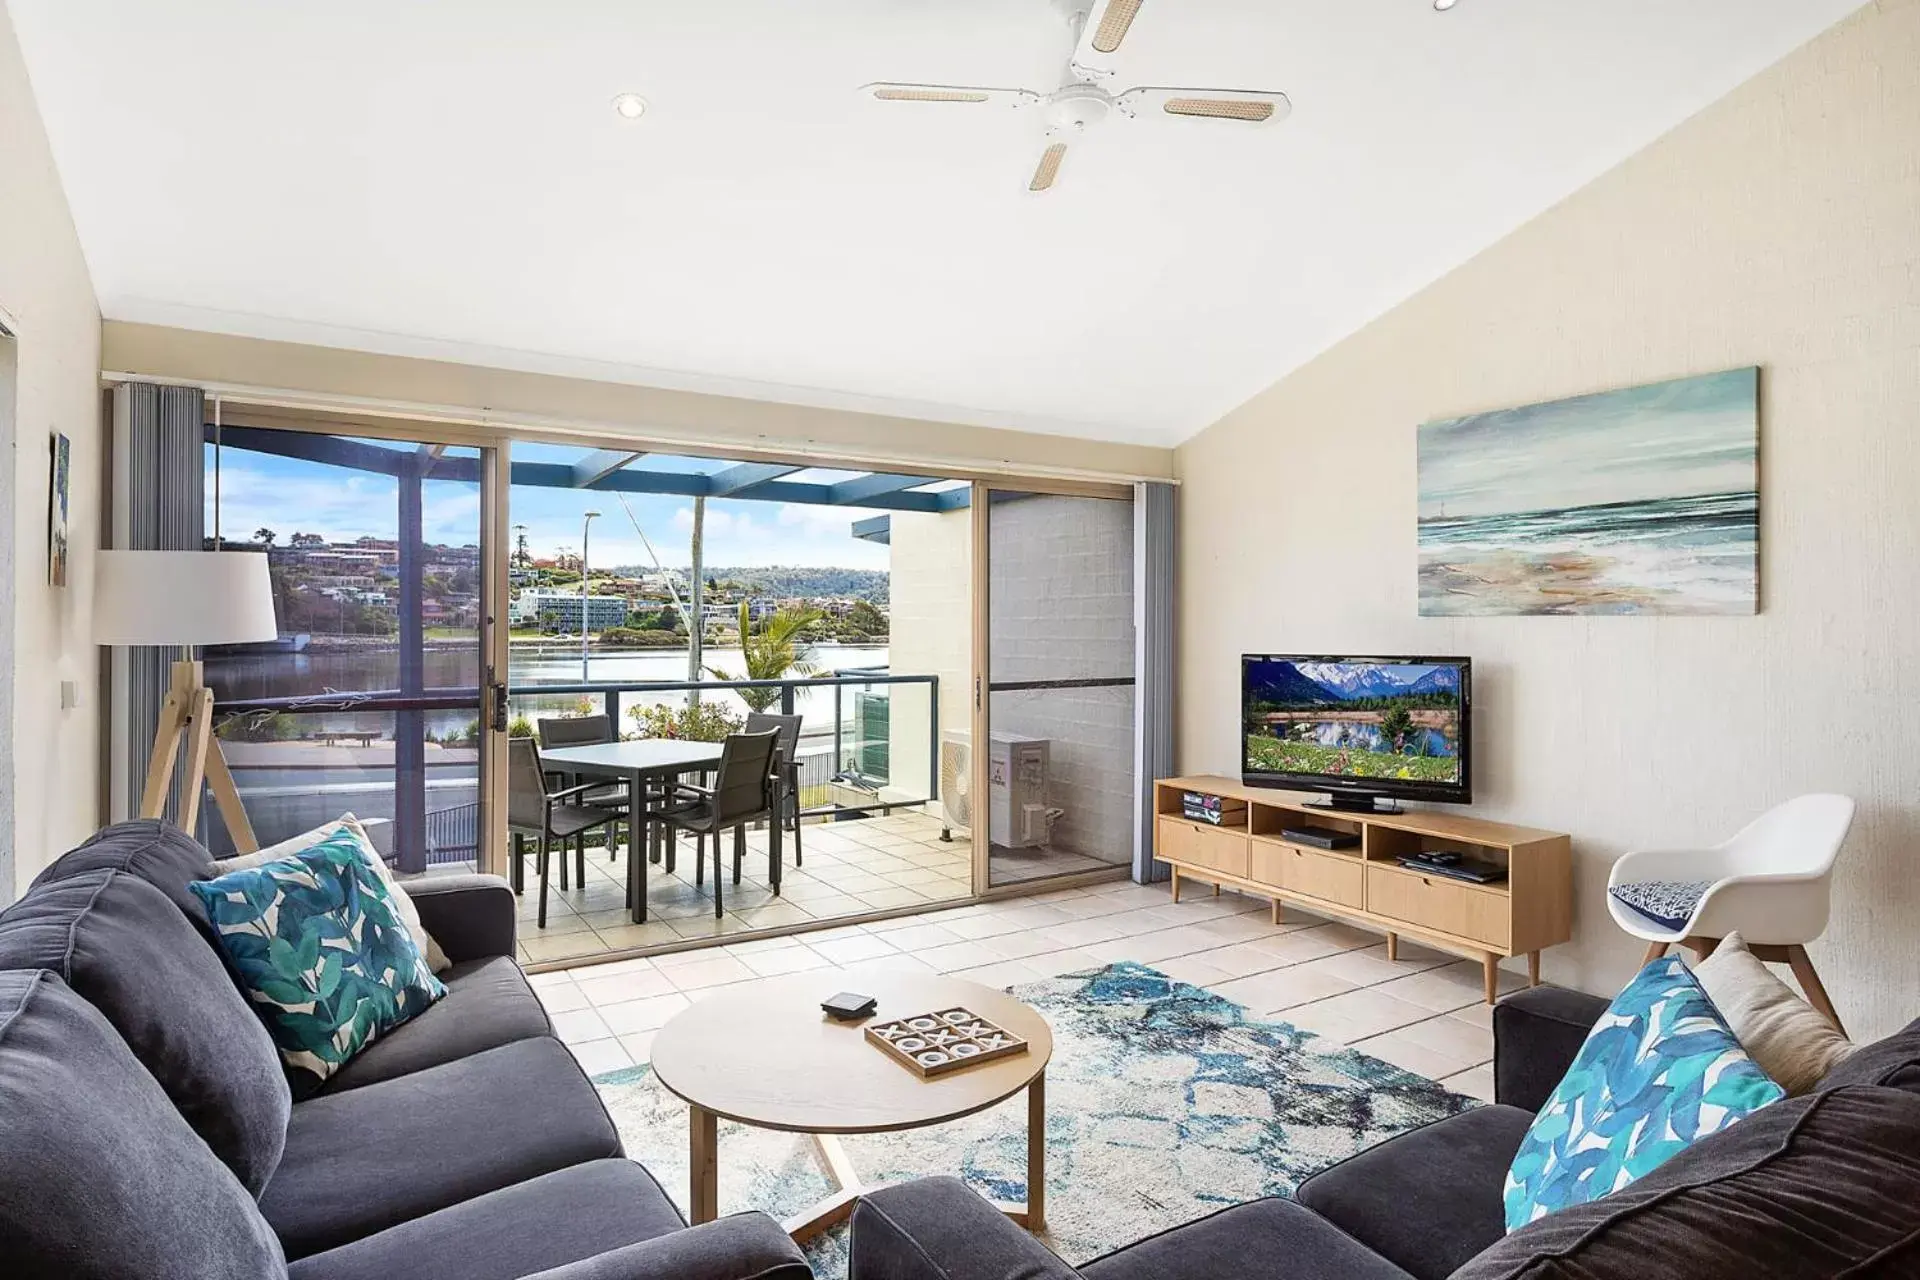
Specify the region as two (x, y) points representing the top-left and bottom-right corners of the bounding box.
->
(1245, 659), (1463, 785)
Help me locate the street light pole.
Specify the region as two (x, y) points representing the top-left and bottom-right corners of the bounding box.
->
(581, 510), (601, 679)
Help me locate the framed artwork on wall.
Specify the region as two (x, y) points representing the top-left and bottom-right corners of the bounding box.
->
(1417, 368), (1759, 616)
(47, 431), (70, 587)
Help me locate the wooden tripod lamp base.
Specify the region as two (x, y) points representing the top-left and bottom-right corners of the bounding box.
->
(139, 659), (261, 854)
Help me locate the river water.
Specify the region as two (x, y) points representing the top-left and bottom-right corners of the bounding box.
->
(207, 642), (896, 738)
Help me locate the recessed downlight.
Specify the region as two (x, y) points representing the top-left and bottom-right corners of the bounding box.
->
(611, 92), (649, 120)
(1433, 0), (1458, 9)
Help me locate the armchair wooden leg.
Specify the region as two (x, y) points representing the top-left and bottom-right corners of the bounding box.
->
(1684, 935), (1715, 961)
(1641, 941), (1670, 965)
(1786, 946), (1846, 1036)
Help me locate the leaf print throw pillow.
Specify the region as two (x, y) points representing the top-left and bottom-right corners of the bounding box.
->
(1502, 954), (1784, 1231)
(190, 829), (446, 1089)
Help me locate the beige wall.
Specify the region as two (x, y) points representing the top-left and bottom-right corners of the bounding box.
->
(101, 322), (1175, 485)
(1176, 0), (1920, 1040)
(0, 0), (104, 897)
(886, 508), (973, 816)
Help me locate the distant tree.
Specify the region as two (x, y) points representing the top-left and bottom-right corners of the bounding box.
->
(538, 609), (560, 634)
(254, 527), (277, 547)
(1378, 706), (1415, 754)
(289, 531), (325, 549)
(845, 599), (888, 635)
(705, 601), (824, 711)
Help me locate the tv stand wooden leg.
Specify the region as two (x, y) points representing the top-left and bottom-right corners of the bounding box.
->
(1482, 953), (1499, 1005)
(1527, 951), (1540, 987)
(1385, 932), (1398, 962)
(1270, 898), (1282, 926)
(1170, 868), (1181, 903)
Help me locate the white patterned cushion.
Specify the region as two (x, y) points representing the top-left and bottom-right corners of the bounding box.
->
(1609, 879), (1708, 932)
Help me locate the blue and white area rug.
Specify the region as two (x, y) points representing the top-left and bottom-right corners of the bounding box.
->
(593, 961), (1478, 1277)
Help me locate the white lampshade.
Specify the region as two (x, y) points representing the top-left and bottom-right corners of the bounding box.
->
(92, 550), (280, 648)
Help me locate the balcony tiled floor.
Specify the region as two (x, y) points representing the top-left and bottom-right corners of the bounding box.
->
(532, 879), (1520, 1102)
(511, 808), (975, 964)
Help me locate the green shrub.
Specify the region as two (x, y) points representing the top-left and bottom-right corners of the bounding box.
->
(626, 701), (745, 743)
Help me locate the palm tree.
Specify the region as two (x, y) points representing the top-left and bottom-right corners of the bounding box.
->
(706, 601), (825, 712)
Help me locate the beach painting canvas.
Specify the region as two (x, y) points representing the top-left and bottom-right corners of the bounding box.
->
(1418, 368), (1758, 616)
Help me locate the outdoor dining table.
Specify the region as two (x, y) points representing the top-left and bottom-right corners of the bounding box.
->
(539, 738), (724, 923)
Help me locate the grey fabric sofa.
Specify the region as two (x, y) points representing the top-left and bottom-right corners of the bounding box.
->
(0, 819), (813, 1280)
(850, 985), (1920, 1280)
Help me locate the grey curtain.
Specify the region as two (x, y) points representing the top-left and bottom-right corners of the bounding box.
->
(108, 383), (205, 824)
(1131, 480), (1176, 883)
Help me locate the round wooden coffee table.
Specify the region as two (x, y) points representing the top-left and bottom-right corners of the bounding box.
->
(650, 969), (1054, 1241)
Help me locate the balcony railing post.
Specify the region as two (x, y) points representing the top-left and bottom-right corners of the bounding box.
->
(833, 684), (844, 775)
(928, 675), (940, 816)
(780, 682), (795, 717)
(606, 688), (620, 732)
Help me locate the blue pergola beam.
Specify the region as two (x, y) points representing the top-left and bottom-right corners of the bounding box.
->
(705, 462), (805, 497)
(206, 424), (410, 477)
(206, 424), (976, 513)
(827, 472), (941, 505)
(572, 449), (645, 488)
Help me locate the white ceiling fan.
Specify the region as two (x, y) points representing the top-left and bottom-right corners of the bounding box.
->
(859, 0), (1291, 193)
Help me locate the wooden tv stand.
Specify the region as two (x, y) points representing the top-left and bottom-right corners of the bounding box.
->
(1154, 776), (1572, 1003)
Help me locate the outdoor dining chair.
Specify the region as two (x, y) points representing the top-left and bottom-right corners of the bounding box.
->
(651, 729), (782, 919)
(744, 712), (806, 870)
(508, 736), (627, 929)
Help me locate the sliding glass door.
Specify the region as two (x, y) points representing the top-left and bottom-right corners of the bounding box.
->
(974, 483), (1138, 890)
(199, 421), (508, 879)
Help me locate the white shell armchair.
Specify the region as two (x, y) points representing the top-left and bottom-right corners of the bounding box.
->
(1607, 793), (1854, 1033)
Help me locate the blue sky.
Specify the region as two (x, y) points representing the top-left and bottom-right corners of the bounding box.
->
(207, 439), (896, 570)
(1417, 368), (1758, 520)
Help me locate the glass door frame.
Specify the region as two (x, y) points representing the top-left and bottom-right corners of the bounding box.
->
(203, 406), (514, 879)
(968, 476), (1139, 898)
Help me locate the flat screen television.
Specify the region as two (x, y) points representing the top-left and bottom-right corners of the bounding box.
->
(1241, 655), (1472, 811)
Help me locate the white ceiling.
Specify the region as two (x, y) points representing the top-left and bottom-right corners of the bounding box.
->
(11, 0), (1863, 445)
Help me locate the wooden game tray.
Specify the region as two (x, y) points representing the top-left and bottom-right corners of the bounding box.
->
(864, 1006), (1030, 1078)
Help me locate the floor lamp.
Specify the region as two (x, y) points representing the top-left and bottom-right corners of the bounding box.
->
(94, 550), (279, 851)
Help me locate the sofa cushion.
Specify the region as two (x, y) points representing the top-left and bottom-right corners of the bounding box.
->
(1690, 933), (1855, 1096)
(0, 969), (287, 1279)
(1503, 955), (1784, 1231)
(0, 869), (291, 1195)
(321, 954), (551, 1093)
(287, 1159), (682, 1280)
(31, 818), (218, 934)
(1814, 1016), (1920, 1096)
(1081, 1196), (1418, 1280)
(191, 830), (447, 1092)
(1454, 1085), (1920, 1280)
(227, 813), (452, 972)
(261, 1034), (622, 1258)
(1298, 1105), (1532, 1280)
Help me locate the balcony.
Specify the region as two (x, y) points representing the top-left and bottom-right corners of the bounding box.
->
(211, 671), (969, 962)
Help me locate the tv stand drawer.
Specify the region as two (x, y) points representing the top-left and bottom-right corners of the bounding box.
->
(1365, 865), (1510, 949)
(1158, 818), (1249, 879)
(1250, 841), (1364, 909)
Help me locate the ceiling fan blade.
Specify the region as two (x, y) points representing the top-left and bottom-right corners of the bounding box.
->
(859, 82), (1041, 109)
(1087, 0), (1145, 54)
(1029, 142), (1069, 193)
(1115, 86), (1293, 125)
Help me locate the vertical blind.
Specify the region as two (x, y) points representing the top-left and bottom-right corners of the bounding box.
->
(1132, 480), (1176, 883)
(108, 382), (205, 823)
